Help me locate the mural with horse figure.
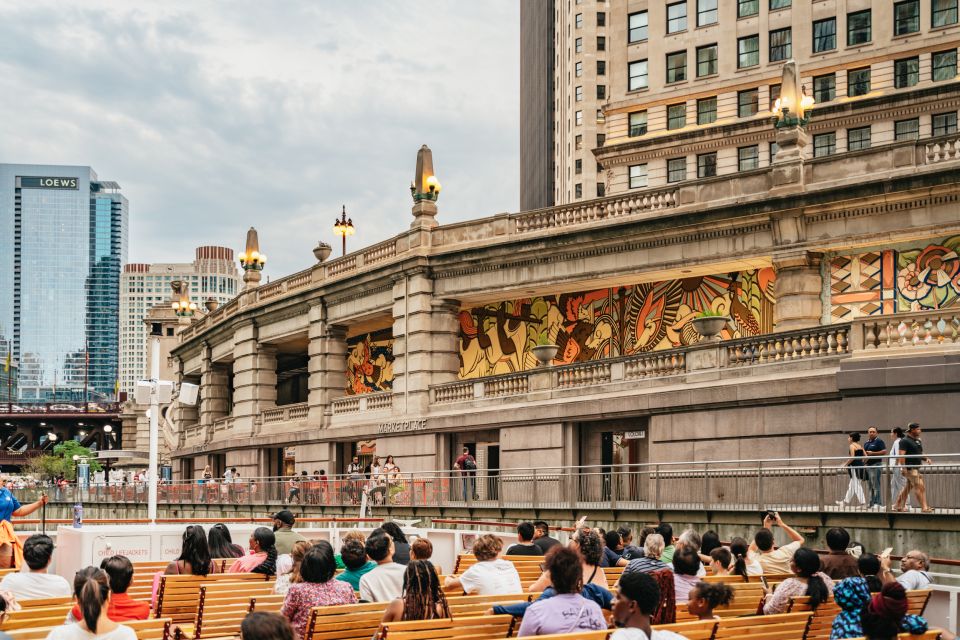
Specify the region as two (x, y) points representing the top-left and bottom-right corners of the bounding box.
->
(345, 329), (394, 395)
(457, 268), (776, 379)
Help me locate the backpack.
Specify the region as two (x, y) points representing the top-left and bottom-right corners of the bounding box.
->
(463, 457), (477, 471)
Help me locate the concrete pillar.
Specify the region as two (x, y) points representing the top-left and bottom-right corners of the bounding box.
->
(232, 321), (277, 437)
(307, 301), (348, 423)
(391, 270), (459, 415)
(773, 250), (824, 331)
(199, 343), (230, 427)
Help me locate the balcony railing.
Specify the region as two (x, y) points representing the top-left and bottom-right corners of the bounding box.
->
(432, 323), (850, 405)
(331, 391), (393, 415)
(43, 454), (960, 515)
(852, 309), (960, 350)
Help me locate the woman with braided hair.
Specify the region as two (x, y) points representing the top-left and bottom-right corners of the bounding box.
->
(380, 560), (451, 623)
(229, 527), (278, 575)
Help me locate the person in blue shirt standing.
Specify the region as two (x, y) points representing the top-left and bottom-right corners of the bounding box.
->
(0, 479), (48, 568)
(862, 427), (887, 509)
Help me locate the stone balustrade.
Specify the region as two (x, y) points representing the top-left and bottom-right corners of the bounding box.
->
(513, 187), (678, 234)
(431, 323), (855, 405)
(260, 402), (309, 425)
(212, 416), (233, 432)
(331, 391), (393, 415)
(925, 135), (960, 163)
(854, 309), (960, 350)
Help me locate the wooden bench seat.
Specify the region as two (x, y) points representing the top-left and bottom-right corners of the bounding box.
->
(156, 574), (270, 623)
(6, 617), (171, 640)
(378, 614), (515, 640)
(0, 604), (73, 630)
(715, 611), (813, 640)
(787, 596), (841, 640)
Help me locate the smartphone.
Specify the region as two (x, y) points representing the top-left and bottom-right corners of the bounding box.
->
(760, 576), (769, 590)
(575, 515), (588, 529)
(880, 547), (893, 558)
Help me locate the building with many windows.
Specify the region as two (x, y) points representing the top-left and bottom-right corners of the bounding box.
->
(0, 164), (127, 402)
(524, 0), (960, 204)
(119, 247), (239, 394)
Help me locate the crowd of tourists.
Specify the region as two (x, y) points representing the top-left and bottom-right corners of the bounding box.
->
(0, 511), (950, 640)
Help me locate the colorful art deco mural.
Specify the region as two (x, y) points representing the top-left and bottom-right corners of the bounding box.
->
(345, 329), (394, 395)
(458, 269), (776, 379)
(830, 236), (960, 321)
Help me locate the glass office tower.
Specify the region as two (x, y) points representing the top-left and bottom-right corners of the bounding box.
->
(0, 164), (128, 402)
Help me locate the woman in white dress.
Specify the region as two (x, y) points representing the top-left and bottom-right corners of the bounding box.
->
(889, 427), (912, 509)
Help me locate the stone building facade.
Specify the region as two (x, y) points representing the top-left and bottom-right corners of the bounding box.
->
(531, 0), (960, 205)
(166, 127), (960, 480)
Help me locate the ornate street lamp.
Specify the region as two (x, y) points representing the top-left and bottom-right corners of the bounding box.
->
(170, 280), (198, 317)
(238, 227), (266, 272)
(771, 61), (815, 129)
(333, 205), (355, 256)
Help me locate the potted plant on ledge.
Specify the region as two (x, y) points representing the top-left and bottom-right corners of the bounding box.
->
(691, 309), (731, 342)
(531, 333), (560, 367)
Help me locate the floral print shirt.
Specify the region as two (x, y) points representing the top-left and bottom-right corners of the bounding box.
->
(281, 579), (357, 637)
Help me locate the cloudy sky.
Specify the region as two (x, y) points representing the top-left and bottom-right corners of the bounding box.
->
(0, 1), (520, 277)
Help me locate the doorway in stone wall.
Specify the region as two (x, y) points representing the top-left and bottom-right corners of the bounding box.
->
(579, 419), (649, 503)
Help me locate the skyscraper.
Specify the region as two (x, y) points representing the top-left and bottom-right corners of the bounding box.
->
(0, 164), (128, 402)
(525, 1), (960, 203)
(119, 247), (240, 394)
(520, 0), (555, 211)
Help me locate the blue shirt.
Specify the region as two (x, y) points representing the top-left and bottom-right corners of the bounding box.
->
(0, 489), (21, 522)
(863, 437), (887, 466)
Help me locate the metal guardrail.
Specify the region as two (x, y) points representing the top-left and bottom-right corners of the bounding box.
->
(0, 402), (120, 415)
(31, 454), (960, 514)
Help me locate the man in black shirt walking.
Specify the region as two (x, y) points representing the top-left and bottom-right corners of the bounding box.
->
(894, 422), (933, 513)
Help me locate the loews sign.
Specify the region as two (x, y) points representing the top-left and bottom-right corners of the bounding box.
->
(20, 176), (79, 190)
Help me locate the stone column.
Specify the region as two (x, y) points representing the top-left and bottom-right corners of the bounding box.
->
(391, 270), (460, 415)
(199, 343), (230, 427)
(232, 321), (278, 437)
(773, 250), (824, 331)
(307, 300), (348, 423)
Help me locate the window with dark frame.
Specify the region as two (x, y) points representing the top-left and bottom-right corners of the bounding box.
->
(739, 0), (759, 18)
(697, 44), (718, 77)
(667, 2), (688, 33)
(933, 0), (959, 27)
(597, 183), (606, 197)
(629, 59), (648, 91)
(770, 141), (779, 160)
(933, 112), (958, 136)
(738, 89), (759, 117)
(848, 126), (871, 151)
(667, 158), (687, 183)
(895, 118), (920, 141)
(813, 18), (836, 53)
(629, 164), (648, 189)
(666, 51), (687, 83)
(770, 0), (791, 9)
(847, 10), (872, 45)
(575, 110), (582, 126)
(738, 145), (759, 171)
(575, 183), (583, 198)
(697, 152), (717, 178)
(597, 85), (606, 99)
(576, 13), (583, 28)
(893, 0), (920, 35)
(628, 11), (648, 42)
(933, 50), (958, 81)
(769, 28), (792, 62)
(628, 111), (648, 137)
(813, 132), (836, 157)
(597, 133), (606, 146)
(813, 74), (835, 103)
(575, 135), (583, 150)
(576, 37), (583, 53)
(894, 57), (920, 88)
(576, 61), (583, 77)
(597, 11), (606, 26)
(597, 36), (606, 51)
(769, 84), (781, 110)
(667, 103), (687, 130)
(698, 0), (718, 26)
(847, 67), (871, 97)
(738, 35), (760, 68)
(575, 159), (583, 174)
(597, 60), (606, 75)
(575, 86), (583, 102)
(697, 97), (718, 125)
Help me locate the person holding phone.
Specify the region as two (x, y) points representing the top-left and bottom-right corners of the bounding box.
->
(750, 512), (804, 575)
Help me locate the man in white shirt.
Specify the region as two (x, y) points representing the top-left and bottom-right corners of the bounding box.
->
(444, 534), (521, 595)
(0, 534), (72, 600)
(896, 550), (932, 590)
(610, 571), (688, 640)
(359, 530), (405, 602)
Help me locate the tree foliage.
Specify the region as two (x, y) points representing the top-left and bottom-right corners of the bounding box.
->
(24, 441), (102, 481)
